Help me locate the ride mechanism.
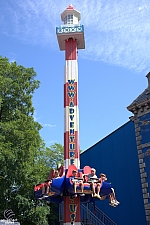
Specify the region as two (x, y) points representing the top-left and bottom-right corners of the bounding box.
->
(34, 5), (118, 225)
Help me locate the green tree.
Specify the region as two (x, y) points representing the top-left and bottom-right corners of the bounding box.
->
(36, 143), (64, 225)
(0, 56), (50, 224)
(39, 143), (64, 171)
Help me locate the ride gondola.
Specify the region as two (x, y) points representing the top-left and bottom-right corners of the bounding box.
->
(34, 164), (115, 205)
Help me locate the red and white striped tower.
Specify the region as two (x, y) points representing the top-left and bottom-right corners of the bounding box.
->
(56, 4), (85, 225)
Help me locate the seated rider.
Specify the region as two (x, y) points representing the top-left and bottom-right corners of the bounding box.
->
(70, 169), (85, 197)
(97, 173), (120, 206)
(53, 170), (60, 179)
(96, 173), (106, 198)
(40, 170), (60, 199)
(84, 168), (99, 198)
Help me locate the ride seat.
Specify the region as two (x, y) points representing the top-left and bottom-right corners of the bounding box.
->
(82, 166), (98, 187)
(58, 165), (65, 177)
(35, 169), (55, 192)
(34, 183), (43, 191)
(82, 165), (91, 186)
(47, 169), (55, 180)
(78, 171), (83, 178)
(66, 164), (79, 178)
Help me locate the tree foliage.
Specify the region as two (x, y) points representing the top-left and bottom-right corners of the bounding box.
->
(0, 56), (64, 224)
(0, 56), (52, 224)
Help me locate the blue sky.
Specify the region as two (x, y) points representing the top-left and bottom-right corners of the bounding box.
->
(0, 0), (149, 151)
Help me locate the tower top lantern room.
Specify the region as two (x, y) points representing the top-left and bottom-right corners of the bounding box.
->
(56, 4), (85, 50)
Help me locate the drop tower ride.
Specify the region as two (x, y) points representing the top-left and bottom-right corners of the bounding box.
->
(56, 4), (85, 225)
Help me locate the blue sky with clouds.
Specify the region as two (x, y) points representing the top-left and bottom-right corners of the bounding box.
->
(0, 0), (149, 150)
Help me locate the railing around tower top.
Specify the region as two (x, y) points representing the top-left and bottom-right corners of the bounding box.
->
(56, 24), (84, 34)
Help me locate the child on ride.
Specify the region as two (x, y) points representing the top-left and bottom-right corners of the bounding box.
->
(97, 173), (120, 206)
(40, 170), (60, 199)
(70, 169), (85, 197)
(84, 168), (100, 198)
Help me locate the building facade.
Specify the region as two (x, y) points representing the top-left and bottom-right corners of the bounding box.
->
(80, 73), (150, 225)
(127, 72), (150, 225)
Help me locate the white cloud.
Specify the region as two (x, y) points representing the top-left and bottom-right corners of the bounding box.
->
(33, 111), (42, 122)
(9, 59), (16, 63)
(44, 124), (56, 127)
(33, 111), (56, 127)
(5, 52), (17, 63)
(1, 0), (150, 72)
(45, 140), (57, 144)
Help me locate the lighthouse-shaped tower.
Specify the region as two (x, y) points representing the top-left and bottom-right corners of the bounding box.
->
(34, 5), (118, 224)
(56, 4), (85, 225)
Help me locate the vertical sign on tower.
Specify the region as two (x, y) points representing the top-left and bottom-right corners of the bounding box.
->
(56, 4), (85, 225)
(64, 38), (80, 169)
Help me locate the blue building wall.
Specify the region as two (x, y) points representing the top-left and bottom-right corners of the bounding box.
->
(80, 121), (146, 225)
